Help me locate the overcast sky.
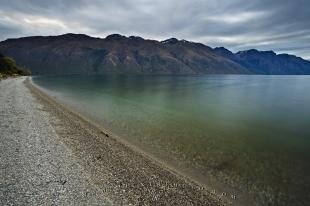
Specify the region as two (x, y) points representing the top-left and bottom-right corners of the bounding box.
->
(0, 0), (309, 59)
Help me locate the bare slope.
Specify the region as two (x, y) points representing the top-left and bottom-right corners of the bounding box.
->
(0, 34), (247, 74)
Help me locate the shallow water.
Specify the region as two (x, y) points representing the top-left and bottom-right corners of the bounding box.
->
(33, 75), (310, 205)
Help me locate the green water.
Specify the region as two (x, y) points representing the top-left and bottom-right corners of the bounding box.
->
(33, 75), (310, 205)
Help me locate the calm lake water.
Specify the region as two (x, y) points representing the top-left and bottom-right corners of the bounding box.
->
(33, 75), (310, 206)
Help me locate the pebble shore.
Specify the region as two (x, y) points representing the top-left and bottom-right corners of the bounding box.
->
(0, 77), (227, 205)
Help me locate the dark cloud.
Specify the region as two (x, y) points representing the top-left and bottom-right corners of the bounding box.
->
(0, 0), (309, 59)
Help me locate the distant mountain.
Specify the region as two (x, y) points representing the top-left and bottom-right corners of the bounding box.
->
(214, 47), (310, 75)
(0, 33), (309, 75)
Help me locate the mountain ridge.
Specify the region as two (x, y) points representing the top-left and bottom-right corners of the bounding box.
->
(0, 33), (309, 75)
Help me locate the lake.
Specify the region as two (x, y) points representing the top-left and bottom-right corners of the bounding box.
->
(33, 75), (310, 206)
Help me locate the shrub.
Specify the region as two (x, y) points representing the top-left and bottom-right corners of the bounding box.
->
(0, 53), (31, 77)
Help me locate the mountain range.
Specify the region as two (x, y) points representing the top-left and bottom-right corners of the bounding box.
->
(0, 33), (309, 75)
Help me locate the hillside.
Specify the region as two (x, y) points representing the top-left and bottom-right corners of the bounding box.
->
(0, 33), (309, 75)
(214, 47), (310, 75)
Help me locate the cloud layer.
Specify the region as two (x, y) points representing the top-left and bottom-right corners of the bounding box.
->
(0, 0), (309, 59)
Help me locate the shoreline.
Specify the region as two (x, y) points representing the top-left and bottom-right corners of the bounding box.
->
(26, 77), (228, 205)
(0, 77), (111, 205)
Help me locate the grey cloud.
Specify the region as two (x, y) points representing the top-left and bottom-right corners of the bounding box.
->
(0, 23), (22, 40)
(0, 0), (309, 59)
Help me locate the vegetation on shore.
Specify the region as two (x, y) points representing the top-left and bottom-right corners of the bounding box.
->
(0, 53), (31, 79)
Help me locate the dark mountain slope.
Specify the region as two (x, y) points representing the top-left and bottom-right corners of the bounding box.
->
(0, 33), (309, 75)
(0, 34), (247, 75)
(162, 39), (249, 74)
(214, 47), (310, 75)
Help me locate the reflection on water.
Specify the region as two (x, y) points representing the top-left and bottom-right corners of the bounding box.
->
(33, 75), (310, 206)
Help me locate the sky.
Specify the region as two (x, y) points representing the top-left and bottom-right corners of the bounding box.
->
(0, 0), (309, 59)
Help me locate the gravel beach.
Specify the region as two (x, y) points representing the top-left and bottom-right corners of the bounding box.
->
(0, 77), (227, 205)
